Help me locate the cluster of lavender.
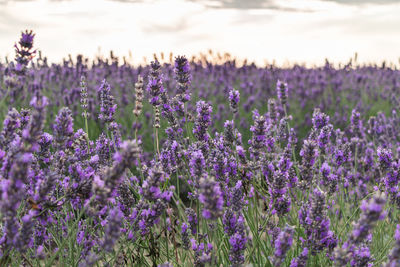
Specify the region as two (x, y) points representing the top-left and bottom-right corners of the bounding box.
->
(1, 41), (397, 147)
(1, 30), (400, 266)
(298, 188), (337, 256)
(334, 192), (387, 266)
(3, 30), (36, 102)
(14, 30), (36, 75)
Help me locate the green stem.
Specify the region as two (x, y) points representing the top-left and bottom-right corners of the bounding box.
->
(0, 86), (10, 107)
(134, 116), (138, 141)
(283, 105), (300, 178)
(337, 191), (374, 239)
(374, 236), (393, 265)
(84, 111), (90, 153)
(155, 127), (160, 155)
(164, 213), (170, 262)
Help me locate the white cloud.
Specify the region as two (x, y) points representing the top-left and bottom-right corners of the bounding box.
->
(0, 0), (399, 66)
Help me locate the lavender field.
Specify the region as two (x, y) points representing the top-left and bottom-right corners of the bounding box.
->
(1, 30), (400, 267)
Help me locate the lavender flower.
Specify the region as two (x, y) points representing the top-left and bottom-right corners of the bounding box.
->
(72, 129), (91, 160)
(53, 107), (74, 148)
(276, 80), (288, 106)
(377, 147), (393, 171)
(268, 98), (277, 122)
(223, 209), (239, 236)
(13, 210), (37, 252)
(198, 175), (224, 220)
(102, 207), (123, 252)
(160, 138), (181, 174)
(318, 124), (333, 150)
(271, 225), (294, 267)
(174, 55), (191, 103)
(298, 188), (337, 255)
(320, 162), (338, 193)
(154, 106), (161, 128)
(249, 111), (268, 162)
(277, 116), (291, 142)
(350, 109), (363, 137)
(349, 192), (387, 245)
(0, 146), (34, 252)
(191, 239), (214, 267)
(312, 108), (330, 130)
(300, 139), (319, 168)
(98, 79), (117, 124)
(299, 139), (319, 187)
(269, 170), (291, 216)
(133, 75), (144, 117)
(334, 192), (387, 266)
(160, 92), (181, 133)
(224, 120), (236, 147)
(147, 60), (164, 106)
(334, 142), (351, 167)
(23, 91), (48, 149)
(181, 222), (190, 250)
(19, 108), (30, 130)
(0, 108), (21, 150)
(228, 180), (246, 212)
(367, 116), (376, 137)
(229, 230), (247, 266)
(350, 246), (373, 267)
(185, 208), (198, 235)
(193, 101), (212, 142)
(384, 224), (400, 267)
(189, 150), (205, 182)
(38, 132), (53, 163)
(108, 121), (122, 149)
(92, 140), (140, 207)
(228, 88), (240, 114)
(117, 182), (136, 217)
(290, 247), (309, 267)
(95, 133), (112, 167)
(138, 199), (168, 236)
(80, 75), (88, 117)
(14, 30), (36, 74)
(141, 163), (166, 201)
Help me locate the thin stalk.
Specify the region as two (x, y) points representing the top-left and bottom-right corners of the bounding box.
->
(153, 126), (157, 155)
(374, 236), (394, 265)
(283, 105), (300, 178)
(0, 86), (10, 107)
(155, 127), (160, 155)
(134, 116), (139, 141)
(177, 175), (180, 199)
(354, 145), (358, 175)
(20, 254), (34, 267)
(337, 191), (374, 239)
(84, 111), (90, 153)
(163, 213), (170, 262)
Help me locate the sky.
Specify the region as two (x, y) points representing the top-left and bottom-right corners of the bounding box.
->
(0, 0), (400, 66)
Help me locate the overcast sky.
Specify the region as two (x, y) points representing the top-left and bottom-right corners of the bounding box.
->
(0, 0), (400, 66)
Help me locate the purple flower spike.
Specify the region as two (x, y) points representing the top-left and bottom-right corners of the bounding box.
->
(147, 60), (164, 106)
(384, 224), (400, 267)
(199, 175), (223, 220)
(271, 225), (294, 267)
(334, 192), (387, 266)
(276, 80), (288, 105)
(98, 79), (117, 124)
(174, 55), (191, 103)
(14, 30), (36, 73)
(193, 100), (212, 142)
(228, 88), (240, 113)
